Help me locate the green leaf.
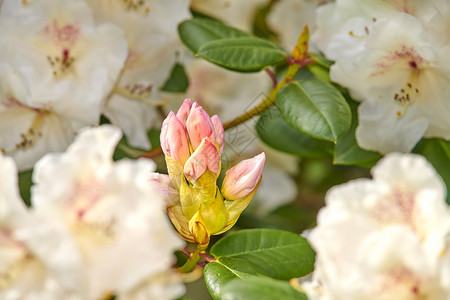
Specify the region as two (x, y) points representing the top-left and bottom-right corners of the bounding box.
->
(204, 229), (315, 299)
(276, 80), (351, 142)
(19, 169), (33, 207)
(221, 277), (308, 300)
(256, 107), (333, 158)
(414, 138), (450, 204)
(204, 261), (260, 300)
(197, 37), (287, 72)
(334, 99), (381, 168)
(160, 63), (189, 93)
(308, 52), (333, 69)
(178, 18), (250, 53)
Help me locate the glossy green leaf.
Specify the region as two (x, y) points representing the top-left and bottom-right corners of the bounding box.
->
(204, 261), (262, 300)
(178, 18), (250, 53)
(276, 80), (351, 142)
(204, 229), (315, 299)
(160, 63), (189, 92)
(256, 107), (332, 158)
(197, 37), (287, 72)
(221, 277), (308, 300)
(334, 99), (381, 168)
(414, 138), (450, 204)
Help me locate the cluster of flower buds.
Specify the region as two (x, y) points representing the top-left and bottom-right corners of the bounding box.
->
(152, 99), (265, 249)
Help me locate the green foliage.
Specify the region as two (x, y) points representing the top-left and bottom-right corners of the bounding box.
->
(19, 169), (33, 207)
(334, 99), (381, 168)
(160, 63), (189, 93)
(204, 229), (315, 299)
(276, 80), (351, 143)
(221, 277), (308, 300)
(256, 107), (333, 158)
(178, 18), (250, 53)
(197, 37), (286, 72)
(178, 18), (286, 72)
(415, 138), (450, 204)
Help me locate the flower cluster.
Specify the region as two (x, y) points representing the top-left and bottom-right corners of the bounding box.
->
(303, 153), (450, 299)
(0, 125), (184, 300)
(152, 99), (265, 248)
(312, 0), (450, 153)
(0, 0), (190, 170)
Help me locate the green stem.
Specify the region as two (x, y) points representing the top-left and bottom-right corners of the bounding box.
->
(223, 63), (301, 130)
(177, 247), (202, 273)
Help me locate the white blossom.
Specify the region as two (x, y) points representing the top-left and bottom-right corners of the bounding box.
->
(18, 125), (185, 299)
(312, 0), (450, 153)
(311, 0), (441, 61)
(0, 153), (80, 300)
(86, 0), (191, 149)
(303, 153), (450, 299)
(0, 0), (128, 170)
(331, 13), (450, 153)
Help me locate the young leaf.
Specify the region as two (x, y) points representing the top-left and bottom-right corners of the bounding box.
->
(256, 107), (333, 158)
(197, 37), (287, 72)
(414, 138), (450, 204)
(178, 18), (251, 53)
(221, 277), (308, 300)
(334, 99), (381, 167)
(276, 80), (351, 142)
(160, 63), (189, 93)
(204, 229), (315, 299)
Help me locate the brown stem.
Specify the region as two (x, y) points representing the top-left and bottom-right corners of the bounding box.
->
(139, 146), (162, 158)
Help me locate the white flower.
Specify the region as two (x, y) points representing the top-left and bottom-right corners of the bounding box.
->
(86, 0), (191, 149)
(303, 153), (450, 299)
(0, 153), (80, 300)
(0, 0), (128, 170)
(311, 0), (450, 153)
(191, 0), (268, 31)
(19, 125), (185, 299)
(330, 13), (450, 153)
(311, 0), (441, 61)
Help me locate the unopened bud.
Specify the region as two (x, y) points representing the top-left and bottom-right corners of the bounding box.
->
(211, 115), (224, 154)
(184, 139), (220, 184)
(221, 153), (266, 200)
(189, 217), (210, 249)
(186, 102), (215, 150)
(176, 98), (192, 126)
(160, 112), (190, 164)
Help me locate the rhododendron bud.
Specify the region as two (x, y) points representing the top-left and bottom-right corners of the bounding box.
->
(158, 100), (265, 249)
(186, 102), (215, 150)
(221, 153), (266, 200)
(184, 139), (220, 184)
(211, 115), (224, 153)
(176, 98), (193, 126)
(160, 112), (190, 164)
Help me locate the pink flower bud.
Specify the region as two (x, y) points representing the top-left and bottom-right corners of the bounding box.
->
(176, 98), (192, 126)
(160, 112), (190, 163)
(221, 153), (266, 200)
(149, 173), (180, 207)
(211, 115), (224, 154)
(186, 102), (214, 150)
(184, 139), (220, 183)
